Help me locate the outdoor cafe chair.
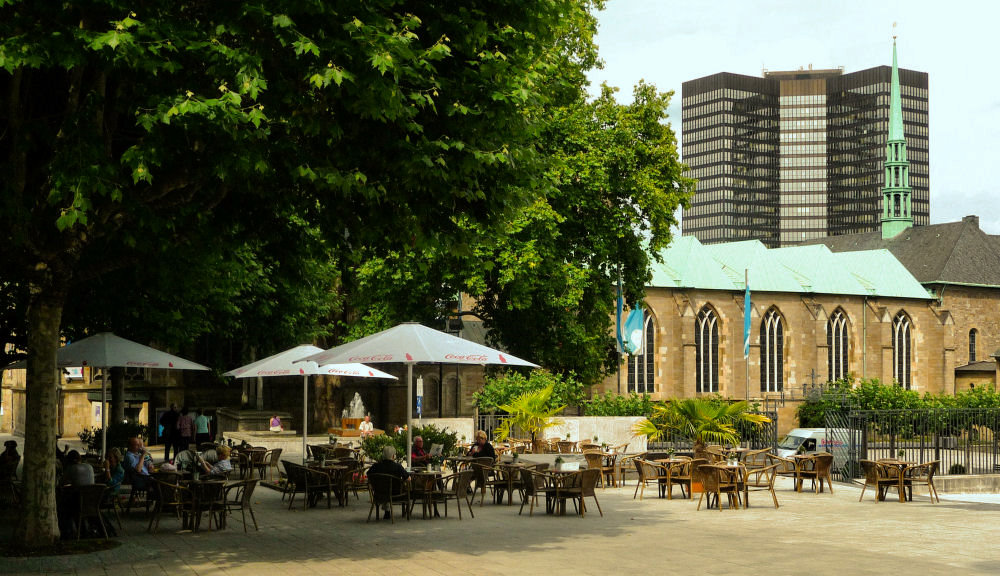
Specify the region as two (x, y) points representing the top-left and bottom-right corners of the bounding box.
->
(557, 441), (577, 454)
(696, 462), (741, 511)
(667, 457), (697, 500)
(519, 468), (554, 516)
(743, 448), (771, 470)
(367, 473), (410, 523)
(617, 452), (644, 486)
(471, 459), (504, 506)
(434, 469), (476, 520)
(797, 452), (834, 494)
(561, 468), (603, 517)
(742, 463), (780, 509)
(902, 460), (940, 503)
(260, 448), (283, 483)
(583, 451), (615, 488)
(858, 459), (902, 502)
(148, 477), (192, 534)
(633, 459), (668, 500)
(225, 479), (259, 532)
(766, 453), (798, 484)
(66, 483), (111, 540)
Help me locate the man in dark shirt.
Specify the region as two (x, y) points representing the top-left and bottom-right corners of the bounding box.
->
(159, 404), (179, 461)
(368, 446), (408, 519)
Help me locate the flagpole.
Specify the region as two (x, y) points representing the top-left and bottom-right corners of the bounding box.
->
(745, 269), (750, 402)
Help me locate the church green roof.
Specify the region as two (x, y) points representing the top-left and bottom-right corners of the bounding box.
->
(650, 236), (933, 299)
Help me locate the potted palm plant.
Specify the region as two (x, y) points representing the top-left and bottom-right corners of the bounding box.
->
(633, 398), (771, 461)
(494, 384), (565, 454)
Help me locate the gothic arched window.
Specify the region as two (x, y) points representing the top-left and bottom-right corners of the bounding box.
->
(892, 311), (912, 389)
(760, 308), (784, 393)
(827, 309), (849, 382)
(696, 306), (719, 393)
(970, 329), (978, 363)
(627, 314), (655, 394)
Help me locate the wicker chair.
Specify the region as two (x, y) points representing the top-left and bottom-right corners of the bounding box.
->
(633, 459), (668, 500)
(858, 459), (902, 502)
(742, 463), (780, 508)
(434, 469), (476, 520)
(148, 477), (192, 533)
(797, 452), (834, 494)
(471, 459), (504, 506)
(579, 443), (600, 452)
(667, 457), (696, 500)
(67, 484), (111, 539)
(902, 461), (939, 503)
(696, 462), (741, 511)
(519, 468), (555, 516)
(225, 479), (259, 532)
(743, 448), (771, 469)
(557, 441), (577, 454)
(260, 448), (282, 482)
(367, 472), (410, 523)
(583, 451), (615, 488)
(766, 453), (798, 485)
(561, 468), (603, 517)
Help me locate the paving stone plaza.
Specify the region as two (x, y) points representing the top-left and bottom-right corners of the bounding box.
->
(2, 466), (998, 576)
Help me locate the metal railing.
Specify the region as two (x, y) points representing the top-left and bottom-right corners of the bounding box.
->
(827, 408), (1000, 478)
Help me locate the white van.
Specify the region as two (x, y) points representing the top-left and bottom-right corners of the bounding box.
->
(775, 428), (850, 470)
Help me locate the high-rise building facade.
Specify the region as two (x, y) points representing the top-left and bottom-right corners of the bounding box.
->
(681, 48), (928, 247)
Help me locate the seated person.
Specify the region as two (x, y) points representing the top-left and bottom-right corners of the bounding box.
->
(368, 446), (408, 519)
(103, 448), (125, 496)
(62, 450), (95, 487)
(411, 436), (432, 466)
(125, 437), (155, 490)
(198, 445), (233, 477)
(358, 415), (375, 437)
(467, 430), (497, 460)
(0, 440), (19, 480)
(269, 415), (283, 432)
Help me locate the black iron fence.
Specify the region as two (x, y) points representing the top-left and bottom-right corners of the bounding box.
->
(827, 408), (1000, 479)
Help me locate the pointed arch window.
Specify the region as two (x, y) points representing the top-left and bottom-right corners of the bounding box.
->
(627, 314), (655, 394)
(970, 329), (978, 363)
(696, 306), (719, 393)
(892, 311), (912, 389)
(827, 309), (849, 382)
(760, 308), (784, 393)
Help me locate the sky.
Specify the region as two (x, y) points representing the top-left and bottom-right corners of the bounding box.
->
(586, 0), (1000, 234)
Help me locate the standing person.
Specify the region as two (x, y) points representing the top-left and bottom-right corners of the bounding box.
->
(0, 440), (19, 480)
(194, 409), (212, 446)
(159, 403), (179, 461)
(176, 407), (194, 455)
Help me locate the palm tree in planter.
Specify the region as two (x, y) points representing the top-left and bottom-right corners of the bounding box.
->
(633, 398), (770, 460)
(494, 384), (564, 453)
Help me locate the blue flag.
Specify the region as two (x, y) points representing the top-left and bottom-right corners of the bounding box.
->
(623, 307), (644, 355)
(743, 272), (751, 358)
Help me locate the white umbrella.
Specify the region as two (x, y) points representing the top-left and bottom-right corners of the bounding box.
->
(298, 322), (538, 466)
(5, 332), (210, 457)
(223, 345), (397, 461)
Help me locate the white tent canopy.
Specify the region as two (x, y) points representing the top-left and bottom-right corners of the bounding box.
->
(298, 323), (538, 466)
(223, 344), (397, 461)
(4, 332), (210, 457)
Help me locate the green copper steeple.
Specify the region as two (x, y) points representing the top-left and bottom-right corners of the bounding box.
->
(881, 38), (913, 239)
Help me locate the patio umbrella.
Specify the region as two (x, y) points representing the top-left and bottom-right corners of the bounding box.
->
(298, 322), (538, 466)
(5, 332), (210, 457)
(222, 345), (397, 462)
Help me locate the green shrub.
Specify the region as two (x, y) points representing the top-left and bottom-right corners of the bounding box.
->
(360, 423), (460, 463)
(78, 421), (150, 454)
(948, 463), (966, 475)
(583, 391), (655, 416)
(474, 369), (584, 413)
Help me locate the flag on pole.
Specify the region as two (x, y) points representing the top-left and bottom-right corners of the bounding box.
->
(623, 306), (644, 355)
(616, 276), (625, 353)
(743, 270), (751, 359)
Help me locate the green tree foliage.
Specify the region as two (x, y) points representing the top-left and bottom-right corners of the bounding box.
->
(0, 0), (604, 546)
(634, 398), (770, 457)
(583, 392), (655, 417)
(473, 370), (584, 414)
(360, 423), (459, 463)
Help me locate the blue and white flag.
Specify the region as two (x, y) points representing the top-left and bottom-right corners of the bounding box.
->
(622, 307), (644, 355)
(743, 271), (751, 359)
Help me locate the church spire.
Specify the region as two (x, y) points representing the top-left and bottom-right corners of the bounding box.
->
(881, 35), (913, 239)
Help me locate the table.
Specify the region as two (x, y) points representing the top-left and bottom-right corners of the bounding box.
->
(307, 463), (349, 506)
(494, 461), (539, 505)
(407, 468), (445, 518)
(791, 453), (817, 492)
(654, 458), (692, 499)
(877, 459), (915, 502)
(443, 455), (478, 472)
(723, 447), (752, 462)
(545, 469), (583, 515)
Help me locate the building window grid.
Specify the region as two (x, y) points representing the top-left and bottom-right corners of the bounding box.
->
(892, 312), (912, 389)
(627, 314), (655, 394)
(696, 306), (720, 393)
(760, 308), (784, 393)
(970, 329), (977, 363)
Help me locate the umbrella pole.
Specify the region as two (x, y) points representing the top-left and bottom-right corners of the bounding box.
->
(407, 363), (413, 468)
(101, 366), (107, 458)
(302, 374), (308, 464)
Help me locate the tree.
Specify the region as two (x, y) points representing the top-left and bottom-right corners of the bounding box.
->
(473, 370), (584, 414)
(0, 0), (600, 546)
(634, 398), (771, 459)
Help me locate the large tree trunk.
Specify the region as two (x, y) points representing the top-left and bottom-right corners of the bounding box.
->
(14, 297), (64, 546)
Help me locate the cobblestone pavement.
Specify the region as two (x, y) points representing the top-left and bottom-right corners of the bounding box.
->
(2, 462), (999, 576)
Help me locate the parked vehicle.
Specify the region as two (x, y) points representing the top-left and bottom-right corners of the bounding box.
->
(775, 428), (850, 470)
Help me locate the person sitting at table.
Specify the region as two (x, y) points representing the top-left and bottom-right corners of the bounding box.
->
(197, 445), (233, 477)
(125, 437), (155, 491)
(358, 414), (374, 438)
(411, 436), (432, 466)
(369, 445), (409, 519)
(269, 414), (283, 432)
(62, 450), (95, 487)
(467, 430), (497, 461)
(103, 448), (125, 495)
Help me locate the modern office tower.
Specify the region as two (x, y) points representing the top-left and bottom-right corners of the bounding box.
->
(681, 45), (928, 247)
